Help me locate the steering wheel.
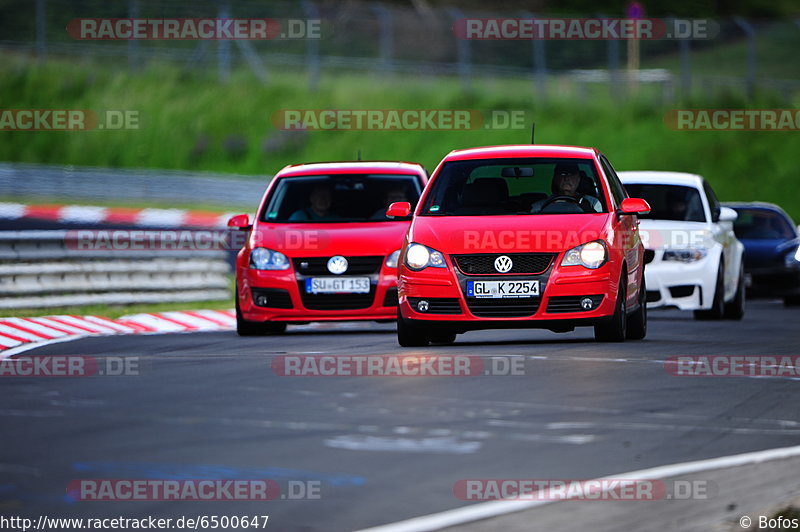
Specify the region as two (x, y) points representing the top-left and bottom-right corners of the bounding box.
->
(541, 195), (582, 208)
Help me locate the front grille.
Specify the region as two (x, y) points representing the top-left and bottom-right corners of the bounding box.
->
(668, 285), (695, 298)
(546, 295), (604, 313)
(646, 290), (661, 302)
(382, 288), (398, 307)
(466, 297), (541, 318)
(292, 256), (383, 275)
(407, 297), (462, 314)
(452, 253), (555, 275)
(298, 282), (376, 310)
(644, 249), (655, 264)
(251, 288), (293, 309)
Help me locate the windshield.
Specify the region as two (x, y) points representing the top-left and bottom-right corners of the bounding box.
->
(260, 174), (422, 223)
(420, 158), (607, 216)
(623, 184), (706, 222)
(733, 208), (796, 240)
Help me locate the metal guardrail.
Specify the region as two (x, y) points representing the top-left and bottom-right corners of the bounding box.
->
(0, 162), (268, 208)
(0, 231), (231, 309)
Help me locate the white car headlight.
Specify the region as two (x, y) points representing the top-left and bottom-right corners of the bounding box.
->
(663, 248), (708, 263)
(385, 249), (401, 268)
(405, 243), (446, 271)
(250, 247), (290, 270)
(561, 240), (608, 269)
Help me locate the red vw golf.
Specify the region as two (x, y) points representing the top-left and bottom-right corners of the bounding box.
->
(229, 161), (427, 335)
(391, 145), (651, 346)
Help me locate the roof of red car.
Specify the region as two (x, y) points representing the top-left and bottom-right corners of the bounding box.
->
(444, 145), (598, 161)
(277, 161), (426, 177)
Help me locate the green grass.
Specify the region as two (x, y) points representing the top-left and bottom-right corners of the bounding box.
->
(6, 299), (233, 320)
(1, 50), (800, 221)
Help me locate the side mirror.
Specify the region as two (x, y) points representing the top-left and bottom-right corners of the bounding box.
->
(719, 206), (738, 223)
(386, 201), (412, 219)
(227, 214), (252, 230)
(619, 198), (651, 215)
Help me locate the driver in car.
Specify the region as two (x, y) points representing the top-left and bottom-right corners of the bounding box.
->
(531, 163), (601, 213)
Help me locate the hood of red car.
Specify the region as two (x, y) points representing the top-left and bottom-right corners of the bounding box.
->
(251, 221), (410, 257)
(408, 213), (613, 254)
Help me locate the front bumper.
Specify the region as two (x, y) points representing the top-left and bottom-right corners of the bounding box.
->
(746, 266), (800, 298)
(238, 266), (399, 323)
(644, 249), (715, 310)
(398, 260), (620, 331)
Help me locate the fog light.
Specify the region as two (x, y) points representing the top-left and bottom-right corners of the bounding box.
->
(417, 300), (429, 312)
(580, 297), (594, 310)
(256, 295), (268, 306)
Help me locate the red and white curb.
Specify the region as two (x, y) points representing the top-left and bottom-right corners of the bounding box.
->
(0, 202), (236, 228)
(0, 310), (236, 354)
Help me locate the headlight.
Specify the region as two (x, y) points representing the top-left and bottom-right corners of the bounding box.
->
(405, 243), (446, 271)
(663, 248), (708, 263)
(784, 246), (800, 268)
(250, 247), (290, 270)
(385, 249), (401, 268)
(561, 240), (608, 269)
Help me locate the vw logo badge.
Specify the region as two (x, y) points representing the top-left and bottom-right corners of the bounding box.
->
(327, 255), (348, 275)
(581, 297), (594, 310)
(494, 255), (513, 273)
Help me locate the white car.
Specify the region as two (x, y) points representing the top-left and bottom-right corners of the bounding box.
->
(619, 171), (745, 320)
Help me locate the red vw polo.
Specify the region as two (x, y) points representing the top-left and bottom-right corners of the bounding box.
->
(229, 161), (427, 335)
(392, 145), (651, 346)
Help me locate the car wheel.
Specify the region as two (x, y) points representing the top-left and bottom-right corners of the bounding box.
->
(429, 332), (457, 345)
(784, 295), (800, 307)
(626, 276), (647, 340)
(397, 310), (430, 347)
(723, 264), (745, 320)
(694, 261), (724, 320)
(235, 290), (286, 336)
(595, 273), (627, 342)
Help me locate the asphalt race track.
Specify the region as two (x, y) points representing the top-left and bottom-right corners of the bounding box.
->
(2, 301), (799, 531)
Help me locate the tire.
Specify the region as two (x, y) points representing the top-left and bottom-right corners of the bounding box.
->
(784, 295), (800, 307)
(429, 332), (457, 345)
(723, 264), (745, 320)
(235, 291), (287, 336)
(397, 311), (430, 347)
(595, 273), (627, 342)
(626, 276), (647, 340)
(694, 261), (725, 320)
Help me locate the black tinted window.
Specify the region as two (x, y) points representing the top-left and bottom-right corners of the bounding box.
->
(623, 184), (706, 222)
(733, 209), (796, 240)
(261, 174), (422, 223)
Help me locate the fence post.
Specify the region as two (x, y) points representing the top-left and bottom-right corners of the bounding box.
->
(447, 8), (471, 90)
(303, 0), (321, 91)
(599, 13), (621, 102)
(36, 0), (46, 61)
(128, 0), (140, 71)
(733, 17), (756, 100)
(371, 3), (394, 73)
(679, 37), (691, 100)
(218, 0), (231, 83)
(521, 12), (546, 102)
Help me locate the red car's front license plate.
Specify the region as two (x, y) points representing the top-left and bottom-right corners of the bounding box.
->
(305, 277), (371, 294)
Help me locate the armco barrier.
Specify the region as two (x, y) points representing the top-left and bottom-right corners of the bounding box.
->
(0, 231), (231, 309)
